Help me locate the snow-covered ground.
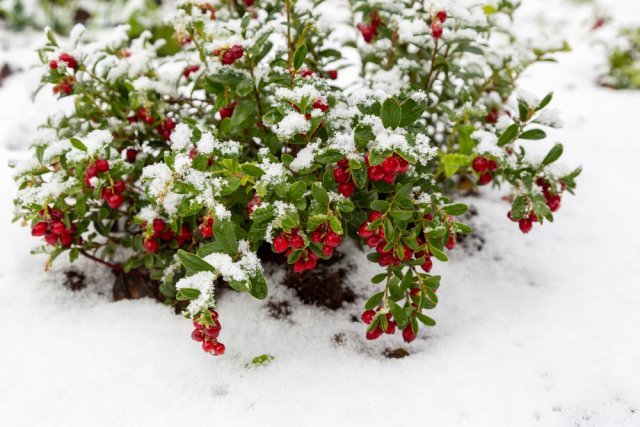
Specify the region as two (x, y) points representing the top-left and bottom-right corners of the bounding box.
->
(1, 1), (640, 425)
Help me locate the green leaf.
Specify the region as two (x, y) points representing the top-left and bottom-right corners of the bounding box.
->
(70, 138), (87, 152)
(293, 44), (308, 70)
(287, 181), (306, 200)
(364, 291), (384, 310)
(537, 92), (553, 110)
(428, 244), (448, 262)
(497, 123), (520, 146)
(442, 153), (471, 177)
(389, 301), (409, 329)
(240, 164), (265, 177)
(399, 98), (425, 127)
(416, 313), (436, 326)
(176, 288), (201, 301)
(542, 143), (563, 165)
(380, 98), (402, 129)
(520, 129), (546, 140)
(249, 272), (268, 299)
(511, 196), (527, 220)
(213, 220), (238, 255)
(311, 183), (329, 205)
(441, 203), (468, 216)
(177, 250), (216, 272)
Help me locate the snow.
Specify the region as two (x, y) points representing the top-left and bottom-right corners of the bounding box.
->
(2, 0), (640, 426)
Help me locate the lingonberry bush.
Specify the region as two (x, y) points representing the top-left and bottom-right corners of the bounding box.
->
(599, 27), (640, 89)
(12, 0), (580, 356)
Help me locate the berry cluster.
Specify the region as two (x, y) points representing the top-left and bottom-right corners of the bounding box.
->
(191, 311), (225, 356)
(357, 11), (383, 43)
(31, 208), (76, 247)
(471, 155), (499, 185)
(538, 178), (563, 213)
(332, 158), (355, 197)
(431, 10), (447, 40)
(156, 117), (176, 141)
(143, 219), (192, 253)
(309, 223), (342, 258)
(366, 154), (410, 184)
(214, 45), (244, 65)
(361, 307), (418, 342)
(83, 159), (110, 188)
(100, 180), (126, 210)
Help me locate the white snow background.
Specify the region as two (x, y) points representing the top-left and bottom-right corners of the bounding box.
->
(1, 0), (640, 426)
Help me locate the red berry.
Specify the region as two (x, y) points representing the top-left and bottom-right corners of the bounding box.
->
(357, 23), (376, 43)
(361, 310), (376, 325)
(337, 158), (349, 169)
(383, 173), (396, 184)
(112, 180), (126, 194)
(31, 222), (48, 237)
(180, 226), (191, 241)
(322, 245), (333, 257)
(290, 234), (305, 250)
(293, 259), (306, 273)
(368, 211), (383, 222)
(152, 219), (165, 233)
(478, 173), (492, 185)
(95, 159), (109, 173)
(51, 209), (64, 220)
(144, 239), (158, 253)
(312, 99), (329, 112)
(487, 160), (498, 171)
(205, 323), (221, 339)
(273, 235), (290, 253)
(183, 65), (200, 78)
(396, 156), (410, 173)
(472, 156), (489, 173)
(421, 258), (433, 273)
(445, 235), (455, 250)
(106, 194), (124, 209)
(45, 232), (59, 245)
(431, 21), (443, 39)
(402, 326), (417, 343)
(327, 70), (338, 80)
(436, 10), (447, 23)
(59, 233), (73, 247)
(382, 157), (400, 174)
(366, 327), (382, 340)
(379, 253), (393, 266)
(193, 320), (205, 330)
(385, 321), (396, 334)
(324, 231), (342, 248)
(50, 220), (66, 235)
(202, 340), (216, 353)
(200, 225), (213, 238)
(59, 53), (77, 69)
(367, 165), (385, 181)
(376, 241), (390, 255)
(547, 195), (561, 212)
(366, 236), (380, 248)
(338, 182), (355, 198)
(212, 342), (225, 356)
(519, 219), (533, 234)
(191, 329), (204, 342)
(310, 230), (323, 243)
(333, 167), (350, 183)
(125, 149), (138, 162)
(357, 223), (375, 238)
(529, 212), (539, 223)
(49, 60), (58, 69)
(59, 81), (73, 94)
(304, 259), (317, 270)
